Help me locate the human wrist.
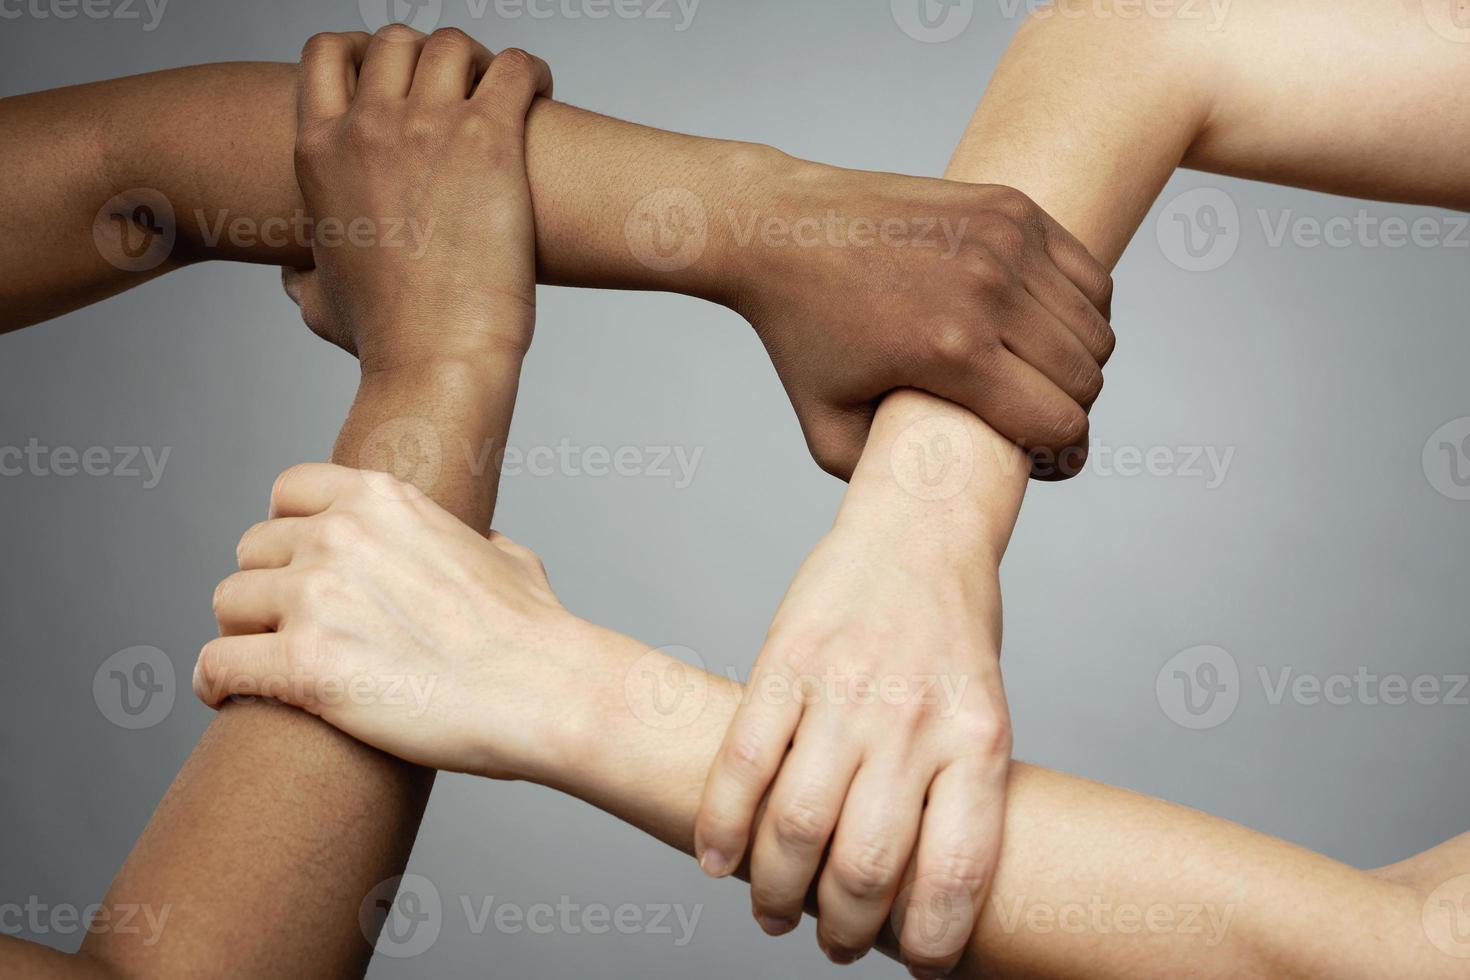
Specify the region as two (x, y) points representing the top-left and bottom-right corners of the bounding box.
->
(835, 395), (1025, 568)
(454, 609), (612, 785)
(355, 313), (533, 377)
(619, 139), (808, 311)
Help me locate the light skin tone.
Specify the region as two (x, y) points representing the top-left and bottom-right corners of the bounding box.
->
(197, 6), (1470, 976)
(4, 1), (1470, 976)
(194, 460), (1470, 980)
(0, 41), (1110, 974)
(695, 0), (1470, 972)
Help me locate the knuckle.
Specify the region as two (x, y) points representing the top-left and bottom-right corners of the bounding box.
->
(313, 512), (362, 552)
(1075, 360), (1105, 406)
(374, 22), (420, 43)
(343, 107), (392, 149)
(399, 113), (442, 148)
(297, 567), (341, 610)
(724, 731), (770, 777)
(300, 31), (347, 62)
(428, 25), (472, 48)
(831, 840), (903, 900)
(1096, 270), (1116, 313)
(928, 322), (977, 365)
(211, 575), (235, 617)
(235, 521), (267, 565)
(360, 468), (409, 504)
(455, 110), (501, 146)
(964, 248), (1014, 292)
(1055, 403), (1090, 448)
(982, 216), (1028, 260)
(282, 627), (328, 679)
(929, 852), (990, 895)
(1096, 318), (1118, 365)
(772, 801), (833, 850)
(271, 463), (311, 512)
(493, 47), (535, 78)
(994, 185), (1037, 223)
(967, 714), (1014, 759)
(194, 640), (221, 695)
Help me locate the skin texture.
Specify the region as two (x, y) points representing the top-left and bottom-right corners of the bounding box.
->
(4, 2), (1470, 976)
(61, 31), (547, 980)
(0, 51), (1113, 477)
(697, 0), (1470, 972)
(192, 462), (1470, 979)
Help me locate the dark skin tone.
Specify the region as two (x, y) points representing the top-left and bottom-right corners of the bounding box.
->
(0, 39), (1114, 480)
(0, 30), (548, 978)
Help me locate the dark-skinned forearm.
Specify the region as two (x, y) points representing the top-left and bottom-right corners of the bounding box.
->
(78, 356), (519, 979)
(0, 60), (775, 330)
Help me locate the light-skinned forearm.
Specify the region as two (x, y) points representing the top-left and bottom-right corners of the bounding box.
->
(542, 630), (1453, 978)
(77, 355), (520, 978)
(839, 0), (1470, 685)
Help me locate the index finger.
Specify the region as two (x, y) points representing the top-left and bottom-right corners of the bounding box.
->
(471, 47), (554, 123)
(297, 31), (371, 126)
(268, 462), (370, 519)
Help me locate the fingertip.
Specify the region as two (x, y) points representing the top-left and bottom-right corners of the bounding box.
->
(698, 846), (734, 878)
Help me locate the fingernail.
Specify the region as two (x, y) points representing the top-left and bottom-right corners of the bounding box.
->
(826, 947), (860, 965)
(698, 848), (730, 878)
(909, 968), (947, 980)
(756, 914), (795, 936)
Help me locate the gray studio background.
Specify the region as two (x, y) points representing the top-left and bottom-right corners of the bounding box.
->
(3, 1), (1468, 976)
